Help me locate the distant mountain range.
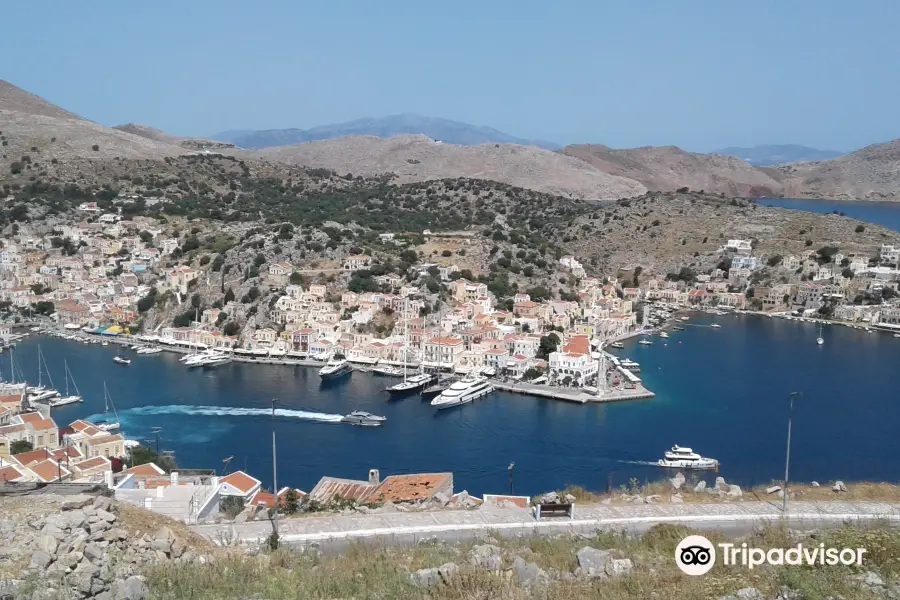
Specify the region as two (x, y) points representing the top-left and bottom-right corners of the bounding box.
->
(214, 114), (561, 150)
(713, 144), (844, 166)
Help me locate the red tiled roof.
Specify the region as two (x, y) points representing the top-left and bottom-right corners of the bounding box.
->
(365, 473), (452, 504)
(11, 448), (53, 466)
(72, 456), (110, 471)
(30, 459), (70, 483)
(220, 471), (261, 495)
(122, 462), (165, 477)
(0, 465), (28, 483)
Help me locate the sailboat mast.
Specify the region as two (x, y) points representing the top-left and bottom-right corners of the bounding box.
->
(403, 298), (408, 383)
(37, 346), (42, 388)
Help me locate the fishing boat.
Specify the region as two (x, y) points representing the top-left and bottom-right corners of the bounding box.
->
(340, 411), (386, 427)
(92, 382), (121, 433)
(816, 324), (824, 346)
(658, 445), (719, 470)
(113, 356), (131, 365)
(430, 375), (493, 409)
(319, 355), (352, 378)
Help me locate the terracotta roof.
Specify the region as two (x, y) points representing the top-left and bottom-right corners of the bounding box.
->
(122, 462), (166, 477)
(308, 476), (376, 504)
(87, 434), (124, 447)
(27, 418), (56, 432)
(0, 424), (26, 435)
(71, 456), (110, 472)
(220, 471), (262, 495)
(427, 337), (463, 346)
(30, 459), (70, 482)
(17, 412), (44, 424)
(11, 447), (53, 466)
(0, 394), (24, 405)
(0, 465), (28, 483)
(561, 335), (590, 356)
(50, 446), (83, 461)
(365, 473), (452, 504)
(515, 301), (537, 308)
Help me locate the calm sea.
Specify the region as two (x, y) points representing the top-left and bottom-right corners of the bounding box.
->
(7, 199), (898, 496)
(762, 198), (900, 232)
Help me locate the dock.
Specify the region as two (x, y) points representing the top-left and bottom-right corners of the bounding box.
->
(492, 381), (655, 404)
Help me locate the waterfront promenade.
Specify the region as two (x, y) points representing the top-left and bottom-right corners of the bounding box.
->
(493, 381), (655, 403)
(194, 500), (900, 550)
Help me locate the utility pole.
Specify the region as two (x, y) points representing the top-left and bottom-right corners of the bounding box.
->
(783, 391), (802, 515)
(151, 427), (162, 455)
(271, 398), (279, 544)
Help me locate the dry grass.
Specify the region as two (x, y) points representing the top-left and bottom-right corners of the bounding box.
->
(552, 480), (900, 506)
(143, 522), (900, 600)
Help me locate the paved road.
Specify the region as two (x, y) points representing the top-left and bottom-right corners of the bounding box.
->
(193, 500), (900, 552)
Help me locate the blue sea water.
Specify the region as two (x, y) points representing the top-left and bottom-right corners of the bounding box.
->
(8, 313), (900, 496)
(763, 198), (900, 232)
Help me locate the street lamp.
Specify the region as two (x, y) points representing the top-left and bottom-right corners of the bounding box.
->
(783, 391), (802, 514)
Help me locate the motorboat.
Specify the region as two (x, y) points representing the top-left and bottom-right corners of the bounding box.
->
(319, 357), (352, 378)
(28, 388), (60, 403)
(430, 375), (493, 409)
(113, 356), (131, 365)
(672, 326), (685, 331)
(659, 332), (669, 339)
(638, 339), (653, 345)
(46, 395), (83, 407)
(200, 352), (232, 368)
(94, 420), (121, 433)
(101, 340), (108, 346)
(136, 347), (162, 355)
(372, 364), (405, 377)
(129, 344), (141, 351)
(609, 341), (624, 349)
(658, 445), (719, 470)
(184, 350), (223, 368)
(340, 410), (386, 427)
(679, 316), (690, 321)
(816, 324), (824, 346)
(710, 323), (722, 329)
(421, 376), (459, 399)
(386, 372), (433, 395)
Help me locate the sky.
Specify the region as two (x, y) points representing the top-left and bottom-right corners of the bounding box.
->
(3, 0), (899, 152)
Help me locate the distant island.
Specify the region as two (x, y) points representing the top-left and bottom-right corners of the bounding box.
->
(713, 144), (844, 166)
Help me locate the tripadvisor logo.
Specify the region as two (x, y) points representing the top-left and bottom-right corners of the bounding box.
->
(675, 534), (867, 576)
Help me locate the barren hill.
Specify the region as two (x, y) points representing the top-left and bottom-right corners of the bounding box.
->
(0, 80), (187, 168)
(560, 144), (784, 198)
(777, 138), (900, 201)
(245, 134), (646, 200)
(115, 122), (236, 151)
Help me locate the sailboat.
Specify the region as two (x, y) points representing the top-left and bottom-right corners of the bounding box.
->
(387, 302), (433, 396)
(27, 346), (60, 403)
(93, 382), (121, 433)
(816, 324), (824, 346)
(49, 360), (84, 406)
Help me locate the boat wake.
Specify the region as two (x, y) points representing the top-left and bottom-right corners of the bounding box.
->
(617, 460), (661, 467)
(95, 405), (344, 423)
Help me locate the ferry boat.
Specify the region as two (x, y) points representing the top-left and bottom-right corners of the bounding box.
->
(658, 445), (719, 470)
(430, 375), (493, 410)
(340, 411), (386, 427)
(372, 364), (404, 377)
(386, 372), (433, 395)
(112, 356), (131, 365)
(319, 357), (352, 378)
(609, 341), (624, 349)
(638, 339), (653, 345)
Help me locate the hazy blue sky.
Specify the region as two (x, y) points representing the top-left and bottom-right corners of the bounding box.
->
(3, 1), (898, 151)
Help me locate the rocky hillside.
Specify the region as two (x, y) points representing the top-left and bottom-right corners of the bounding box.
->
(560, 144), (784, 198)
(243, 134), (648, 200)
(0, 80), (187, 167)
(114, 123), (236, 152)
(713, 144), (843, 166)
(0, 492), (215, 600)
(558, 191), (900, 275)
(777, 138), (900, 201)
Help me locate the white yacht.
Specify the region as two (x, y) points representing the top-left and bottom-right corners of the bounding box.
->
(184, 349), (222, 368)
(319, 357), (352, 378)
(638, 339), (653, 345)
(51, 360), (83, 406)
(372, 364), (404, 377)
(658, 445), (719, 470)
(659, 332), (669, 339)
(340, 411), (386, 427)
(609, 341), (624, 349)
(200, 352), (232, 368)
(136, 346), (162, 355)
(113, 355), (131, 365)
(710, 323), (722, 329)
(92, 383), (120, 433)
(430, 375), (493, 410)
(816, 324), (824, 346)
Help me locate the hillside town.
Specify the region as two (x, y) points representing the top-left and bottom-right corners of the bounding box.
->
(2, 209), (900, 385)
